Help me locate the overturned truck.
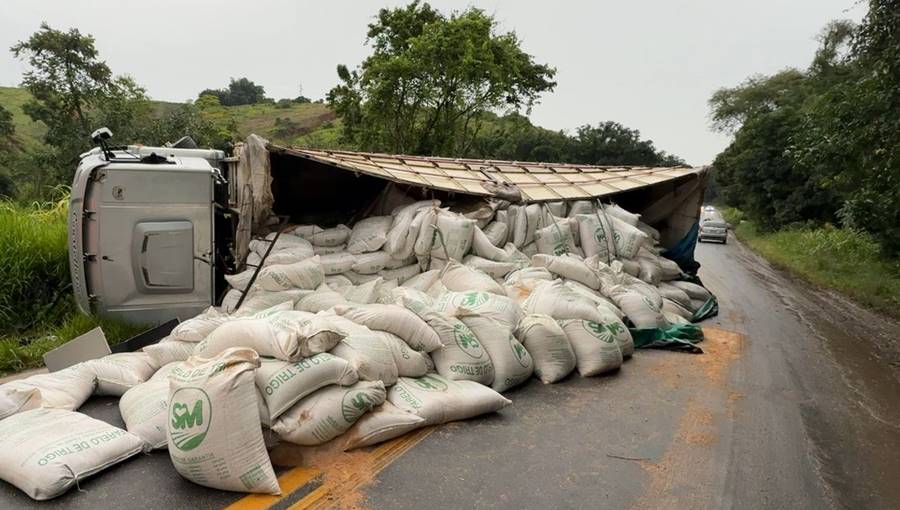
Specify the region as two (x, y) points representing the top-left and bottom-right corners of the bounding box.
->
(68, 134), (712, 335)
(0, 133), (720, 501)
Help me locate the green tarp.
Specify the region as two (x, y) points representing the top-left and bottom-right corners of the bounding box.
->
(627, 279), (718, 353)
(630, 324), (705, 353)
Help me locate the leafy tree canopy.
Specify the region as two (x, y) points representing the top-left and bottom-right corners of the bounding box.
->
(11, 22), (149, 190)
(328, 1), (557, 156)
(710, 1), (900, 254)
(199, 77), (269, 106)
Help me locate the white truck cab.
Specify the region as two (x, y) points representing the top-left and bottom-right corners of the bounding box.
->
(68, 142), (233, 324)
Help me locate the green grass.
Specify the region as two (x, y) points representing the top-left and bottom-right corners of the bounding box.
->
(1, 86), (336, 149)
(0, 86), (48, 150)
(0, 314), (147, 375)
(727, 211), (900, 319)
(0, 194), (147, 375)
(0, 195), (70, 331)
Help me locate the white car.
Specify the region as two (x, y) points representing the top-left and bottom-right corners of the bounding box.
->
(699, 220), (728, 244)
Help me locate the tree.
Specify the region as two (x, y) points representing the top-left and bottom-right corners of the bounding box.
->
(11, 23), (111, 139)
(710, 2), (900, 254)
(199, 77), (268, 106)
(11, 23), (148, 194)
(135, 100), (235, 150)
(800, 2), (899, 254)
(328, 1), (556, 156)
(470, 114), (683, 166)
(570, 122), (684, 167)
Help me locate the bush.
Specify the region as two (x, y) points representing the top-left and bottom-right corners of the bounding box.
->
(0, 195), (70, 333)
(731, 216), (900, 318)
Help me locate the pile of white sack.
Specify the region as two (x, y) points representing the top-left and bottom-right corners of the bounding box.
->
(0, 199), (713, 500)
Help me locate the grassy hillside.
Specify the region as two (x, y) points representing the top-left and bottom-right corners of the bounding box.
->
(0, 86), (47, 150)
(0, 86), (336, 148)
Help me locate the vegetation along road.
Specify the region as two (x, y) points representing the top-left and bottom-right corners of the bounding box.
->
(2, 236), (897, 510)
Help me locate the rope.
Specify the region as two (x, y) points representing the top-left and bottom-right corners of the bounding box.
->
(594, 199), (617, 264)
(541, 203), (569, 256)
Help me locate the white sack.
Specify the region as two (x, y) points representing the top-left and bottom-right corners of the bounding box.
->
(343, 277), (385, 303)
(341, 402), (426, 450)
(531, 254), (601, 289)
(292, 224), (324, 239)
(0, 366), (96, 420)
(168, 347), (279, 495)
(513, 204), (541, 247)
(463, 255), (517, 279)
(430, 211), (476, 261)
(380, 332), (432, 377)
(307, 225), (351, 247)
(670, 281), (712, 301)
(483, 221), (509, 247)
(236, 290), (310, 313)
(515, 315), (576, 383)
(194, 318), (301, 361)
(255, 353), (358, 422)
(603, 203), (641, 226)
(347, 216), (393, 254)
(413, 306), (494, 385)
(385, 201), (437, 258)
(264, 310), (347, 355)
(379, 263), (421, 284)
(657, 282), (693, 309)
(609, 215), (649, 259)
(521, 280), (605, 323)
(608, 286), (668, 329)
(402, 269), (442, 292)
(313, 244), (347, 256)
(439, 260), (506, 296)
(333, 303), (442, 352)
(170, 308), (228, 342)
(352, 251), (391, 274)
(318, 252), (356, 275)
(330, 333), (399, 385)
(388, 374), (511, 425)
(471, 225), (511, 262)
(256, 257), (325, 291)
(558, 319), (624, 376)
(119, 378), (169, 449)
(534, 220), (579, 256)
(83, 352), (159, 396)
(144, 338), (195, 366)
(296, 287), (348, 313)
(0, 409), (145, 500)
(324, 274), (354, 294)
(272, 381), (386, 446)
(459, 314), (533, 392)
(434, 290), (523, 328)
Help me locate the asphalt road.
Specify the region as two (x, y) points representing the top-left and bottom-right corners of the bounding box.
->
(2, 234), (899, 509)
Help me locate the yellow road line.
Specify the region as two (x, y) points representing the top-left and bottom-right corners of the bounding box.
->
(288, 427), (435, 510)
(223, 466), (321, 510)
(224, 427), (434, 510)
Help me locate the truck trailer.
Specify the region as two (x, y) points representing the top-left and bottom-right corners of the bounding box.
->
(68, 133), (709, 325)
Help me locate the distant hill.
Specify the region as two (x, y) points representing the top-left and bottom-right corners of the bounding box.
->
(0, 86), (338, 149)
(0, 86), (47, 150)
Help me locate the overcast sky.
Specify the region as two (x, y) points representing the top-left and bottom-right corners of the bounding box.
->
(1, 0), (865, 165)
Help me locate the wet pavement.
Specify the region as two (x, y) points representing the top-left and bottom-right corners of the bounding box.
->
(2, 235), (899, 509)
